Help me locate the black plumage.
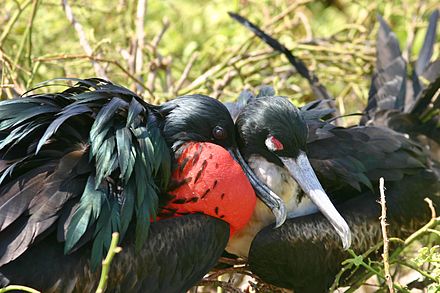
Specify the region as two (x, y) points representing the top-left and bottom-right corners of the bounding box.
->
(229, 11), (440, 292)
(233, 91), (440, 293)
(361, 12), (440, 165)
(1, 214), (229, 293)
(0, 78), (242, 292)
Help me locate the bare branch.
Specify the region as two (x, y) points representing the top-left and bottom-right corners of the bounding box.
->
(424, 197), (437, 219)
(379, 177), (394, 293)
(173, 52), (199, 95)
(150, 17), (170, 53)
(61, 0), (108, 79)
(33, 54), (155, 100)
(135, 0), (147, 76)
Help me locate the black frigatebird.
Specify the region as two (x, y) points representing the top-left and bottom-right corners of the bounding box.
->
(234, 92), (440, 292)
(0, 78), (285, 292)
(228, 11), (440, 292)
(227, 90), (351, 257)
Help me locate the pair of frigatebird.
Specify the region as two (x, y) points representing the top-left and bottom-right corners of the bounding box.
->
(0, 77), (350, 292)
(228, 10), (440, 292)
(0, 79), (272, 292)
(0, 11), (438, 293)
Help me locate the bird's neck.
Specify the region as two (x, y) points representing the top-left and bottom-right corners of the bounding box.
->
(226, 154), (317, 257)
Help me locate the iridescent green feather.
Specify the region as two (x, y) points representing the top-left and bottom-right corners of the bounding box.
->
(0, 79), (171, 269)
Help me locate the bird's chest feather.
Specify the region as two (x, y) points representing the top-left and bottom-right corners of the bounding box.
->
(226, 155), (317, 257)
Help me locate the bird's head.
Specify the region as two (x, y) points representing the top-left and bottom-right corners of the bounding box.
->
(158, 94), (287, 233)
(236, 95), (351, 249)
(159, 95), (237, 151)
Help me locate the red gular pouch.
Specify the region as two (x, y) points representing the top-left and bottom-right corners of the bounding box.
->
(160, 142), (256, 236)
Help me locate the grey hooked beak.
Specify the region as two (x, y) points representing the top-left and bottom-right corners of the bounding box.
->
(280, 151), (351, 250)
(228, 148), (287, 228)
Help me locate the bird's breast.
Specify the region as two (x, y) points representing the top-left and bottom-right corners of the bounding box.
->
(226, 155), (316, 257)
(161, 142), (256, 236)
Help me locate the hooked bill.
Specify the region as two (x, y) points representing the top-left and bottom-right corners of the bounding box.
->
(280, 151), (352, 250)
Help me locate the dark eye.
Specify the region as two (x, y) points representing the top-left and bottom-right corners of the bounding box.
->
(212, 126), (227, 140)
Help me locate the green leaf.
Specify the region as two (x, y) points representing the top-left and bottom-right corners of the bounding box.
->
(350, 255), (364, 267)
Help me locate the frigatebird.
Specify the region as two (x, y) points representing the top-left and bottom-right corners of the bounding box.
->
(228, 11), (440, 292)
(0, 78), (285, 292)
(234, 92), (440, 292)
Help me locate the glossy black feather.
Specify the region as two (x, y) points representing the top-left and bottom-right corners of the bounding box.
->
(363, 15), (407, 121)
(241, 13), (440, 292)
(229, 12), (337, 118)
(0, 78), (238, 290)
(415, 10), (439, 76)
(249, 170), (440, 292)
(0, 214), (229, 293)
(362, 11), (440, 140)
(238, 92), (440, 291)
(0, 79), (171, 268)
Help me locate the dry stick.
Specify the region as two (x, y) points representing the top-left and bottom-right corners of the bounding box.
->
(266, 0), (312, 26)
(12, 0), (39, 70)
(32, 54), (155, 99)
(347, 198), (439, 292)
(133, 0), (147, 91)
(135, 0), (147, 74)
(0, 0), (33, 46)
(26, 0), (40, 68)
(145, 18), (170, 94)
(150, 18), (170, 53)
(1, 48), (32, 76)
(173, 52), (199, 95)
(295, 12), (313, 41)
(179, 4), (309, 95)
(96, 232), (122, 293)
(207, 267), (255, 281)
(198, 256), (277, 292)
(61, 0), (108, 79)
(164, 56), (173, 95)
(0, 51), (25, 97)
(379, 177), (394, 293)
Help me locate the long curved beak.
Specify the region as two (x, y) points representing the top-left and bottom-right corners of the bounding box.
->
(280, 151), (351, 250)
(228, 147), (287, 228)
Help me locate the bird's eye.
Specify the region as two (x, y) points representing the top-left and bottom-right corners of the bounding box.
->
(212, 126), (227, 140)
(265, 135), (284, 151)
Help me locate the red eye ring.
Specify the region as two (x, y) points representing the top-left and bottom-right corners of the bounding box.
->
(265, 135), (284, 151)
